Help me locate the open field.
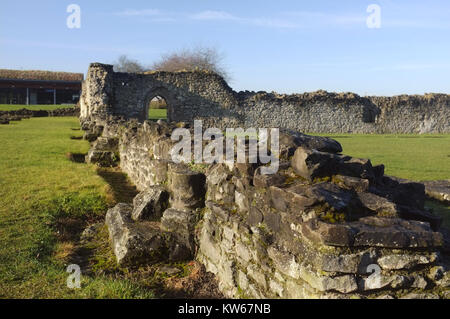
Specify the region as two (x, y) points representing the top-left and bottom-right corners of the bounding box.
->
(0, 117), (159, 298)
(0, 104), (75, 111)
(318, 133), (450, 182)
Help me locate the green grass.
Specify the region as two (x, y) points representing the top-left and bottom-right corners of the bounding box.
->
(0, 104), (75, 111)
(317, 134), (450, 181)
(148, 108), (167, 120)
(0, 117), (155, 298)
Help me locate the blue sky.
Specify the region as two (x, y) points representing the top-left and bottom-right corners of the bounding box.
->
(1, 0), (450, 95)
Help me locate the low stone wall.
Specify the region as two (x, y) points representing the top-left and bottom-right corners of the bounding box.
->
(0, 107), (79, 124)
(86, 117), (449, 299)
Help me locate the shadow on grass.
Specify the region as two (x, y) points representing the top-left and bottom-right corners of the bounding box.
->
(96, 168), (138, 204)
(66, 152), (86, 163)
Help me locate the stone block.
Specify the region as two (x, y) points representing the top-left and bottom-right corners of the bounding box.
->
(131, 186), (169, 221)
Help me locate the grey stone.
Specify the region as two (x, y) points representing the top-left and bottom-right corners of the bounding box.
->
(411, 275), (428, 289)
(290, 147), (339, 180)
(161, 208), (198, 259)
(105, 203), (165, 266)
(423, 180), (450, 203)
(131, 186), (169, 221)
(378, 253), (438, 270)
(253, 166), (286, 188)
(247, 207), (263, 226)
(169, 169), (206, 210)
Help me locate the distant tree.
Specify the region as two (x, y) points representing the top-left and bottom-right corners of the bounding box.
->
(113, 55), (146, 73)
(152, 46), (230, 81)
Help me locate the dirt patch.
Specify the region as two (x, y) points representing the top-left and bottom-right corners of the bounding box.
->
(164, 261), (224, 299)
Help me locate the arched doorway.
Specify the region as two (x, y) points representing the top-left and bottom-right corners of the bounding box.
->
(148, 95), (168, 121)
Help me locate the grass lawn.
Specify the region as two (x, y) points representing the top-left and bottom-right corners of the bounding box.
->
(0, 104), (75, 111)
(317, 134), (450, 182)
(0, 117), (156, 298)
(148, 108), (167, 120)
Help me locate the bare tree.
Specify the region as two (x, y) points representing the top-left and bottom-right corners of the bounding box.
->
(152, 46), (230, 81)
(113, 55), (146, 73)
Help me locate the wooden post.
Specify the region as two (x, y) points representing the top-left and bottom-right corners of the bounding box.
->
(53, 89), (56, 105)
(26, 88), (29, 105)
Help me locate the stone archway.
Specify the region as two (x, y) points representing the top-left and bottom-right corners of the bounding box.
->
(143, 87), (175, 122)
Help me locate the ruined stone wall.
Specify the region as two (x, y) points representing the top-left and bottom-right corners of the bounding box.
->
(81, 63), (450, 134)
(89, 118), (449, 299)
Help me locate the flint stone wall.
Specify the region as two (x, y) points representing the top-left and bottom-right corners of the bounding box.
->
(80, 63), (450, 134)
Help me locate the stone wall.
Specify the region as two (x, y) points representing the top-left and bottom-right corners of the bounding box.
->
(80, 63), (450, 134)
(88, 118), (449, 299)
(81, 62), (449, 299)
(0, 107), (79, 124)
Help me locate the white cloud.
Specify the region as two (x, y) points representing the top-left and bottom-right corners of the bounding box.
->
(190, 10), (238, 21)
(114, 9), (161, 17)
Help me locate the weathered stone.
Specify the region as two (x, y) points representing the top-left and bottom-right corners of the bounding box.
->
(267, 246), (301, 279)
(378, 253), (439, 270)
(397, 205), (442, 231)
(427, 266), (445, 281)
(86, 150), (117, 167)
(321, 250), (377, 274)
(105, 203), (165, 266)
(253, 166), (286, 188)
(235, 241), (252, 264)
(410, 275), (428, 289)
(131, 186), (169, 221)
(278, 130), (343, 156)
(437, 271), (450, 288)
(269, 279), (284, 297)
(337, 156), (375, 181)
(271, 182), (358, 218)
(263, 210), (281, 232)
(169, 169), (206, 210)
(291, 147), (339, 180)
(382, 176), (426, 210)
(247, 207), (263, 226)
(235, 190), (249, 212)
(357, 192), (398, 217)
(360, 274), (409, 291)
(353, 217), (443, 248)
(247, 264), (267, 290)
(296, 219), (356, 247)
(206, 201), (230, 222)
(296, 217), (443, 248)
(206, 164), (235, 204)
(333, 175), (370, 192)
(299, 265), (358, 293)
(423, 180), (450, 204)
(237, 270), (249, 292)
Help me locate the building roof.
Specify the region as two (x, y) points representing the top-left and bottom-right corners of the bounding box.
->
(0, 69), (84, 82)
